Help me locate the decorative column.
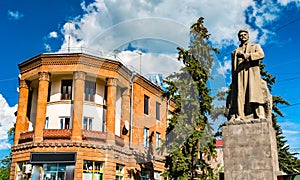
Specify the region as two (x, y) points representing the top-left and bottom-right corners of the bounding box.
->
(14, 79), (30, 145)
(121, 88), (130, 145)
(34, 72), (50, 142)
(106, 78), (117, 143)
(71, 71), (86, 141)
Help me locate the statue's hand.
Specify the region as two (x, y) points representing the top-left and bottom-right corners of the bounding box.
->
(237, 51), (250, 60)
(244, 53), (250, 60)
(236, 50), (244, 57)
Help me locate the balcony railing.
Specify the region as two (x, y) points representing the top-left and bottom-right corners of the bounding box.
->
(82, 130), (106, 142)
(43, 129), (72, 139)
(19, 131), (34, 143)
(18, 130), (125, 147)
(115, 135), (125, 147)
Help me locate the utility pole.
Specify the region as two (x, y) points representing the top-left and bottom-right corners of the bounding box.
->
(64, 21), (72, 53)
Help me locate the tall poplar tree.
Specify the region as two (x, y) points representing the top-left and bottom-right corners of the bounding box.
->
(162, 17), (219, 179)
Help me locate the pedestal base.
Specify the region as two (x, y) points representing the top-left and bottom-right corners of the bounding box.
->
(222, 119), (279, 180)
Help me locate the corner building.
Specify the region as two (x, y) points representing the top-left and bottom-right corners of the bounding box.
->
(11, 53), (170, 180)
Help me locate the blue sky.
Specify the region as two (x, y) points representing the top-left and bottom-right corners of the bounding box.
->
(1, 0), (300, 159)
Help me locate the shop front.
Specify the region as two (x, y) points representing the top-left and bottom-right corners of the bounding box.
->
(16, 152), (76, 180)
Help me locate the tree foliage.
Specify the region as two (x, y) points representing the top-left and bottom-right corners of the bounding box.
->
(260, 63), (300, 174)
(162, 17), (219, 179)
(0, 125), (14, 180)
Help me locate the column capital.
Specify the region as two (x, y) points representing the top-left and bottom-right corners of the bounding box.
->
(74, 71), (86, 80)
(19, 79), (30, 89)
(38, 72), (50, 81)
(106, 78), (118, 87)
(121, 87), (130, 97)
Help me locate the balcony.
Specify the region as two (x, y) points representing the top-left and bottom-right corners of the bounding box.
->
(19, 131), (34, 143)
(82, 131), (125, 147)
(115, 135), (125, 147)
(43, 129), (72, 139)
(18, 130), (125, 147)
(82, 130), (106, 142)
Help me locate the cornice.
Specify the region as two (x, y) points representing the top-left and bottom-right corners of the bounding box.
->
(11, 141), (140, 158)
(134, 75), (163, 97)
(18, 53), (131, 81)
(11, 141), (166, 164)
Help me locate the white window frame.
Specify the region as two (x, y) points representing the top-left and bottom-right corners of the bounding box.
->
(60, 117), (71, 129)
(144, 95), (149, 115)
(45, 117), (49, 129)
(83, 117), (93, 130)
(144, 127), (150, 148)
(156, 132), (161, 150)
(85, 80), (96, 102)
(156, 102), (161, 120)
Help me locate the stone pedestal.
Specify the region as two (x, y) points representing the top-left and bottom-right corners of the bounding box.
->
(222, 119), (279, 180)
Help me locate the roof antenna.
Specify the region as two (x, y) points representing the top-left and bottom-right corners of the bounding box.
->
(65, 21), (72, 53)
(136, 51), (142, 74)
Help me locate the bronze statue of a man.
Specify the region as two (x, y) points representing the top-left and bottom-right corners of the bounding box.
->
(227, 30), (268, 120)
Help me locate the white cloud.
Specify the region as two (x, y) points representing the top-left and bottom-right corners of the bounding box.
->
(56, 0), (290, 55)
(117, 50), (181, 76)
(44, 44), (51, 51)
(7, 10), (24, 20)
(278, 121), (300, 149)
(47, 0), (294, 97)
(277, 0), (300, 6)
(49, 31), (58, 38)
(217, 60), (231, 76)
(283, 130), (300, 135)
(0, 94), (17, 150)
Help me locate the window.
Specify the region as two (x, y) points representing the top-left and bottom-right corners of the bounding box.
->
(144, 95), (149, 115)
(61, 80), (72, 100)
(60, 117), (71, 129)
(16, 161), (31, 180)
(83, 117), (93, 130)
(83, 160), (104, 180)
(85, 81), (96, 102)
(141, 169), (150, 180)
(47, 82), (51, 102)
(104, 85), (108, 106)
(115, 164), (124, 180)
(154, 171), (161, 180)
(156, 102), (161, 120)
(45, 117), (49, 129)
(156, 132), (161, 150)
(144, 127), (149, 148)
(43, 163), (67, 180)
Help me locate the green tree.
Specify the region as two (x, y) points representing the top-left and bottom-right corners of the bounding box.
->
(0, 124), (14, 180)
(260, 63), (300, 174)
(162, 17), (219, 179)
(0, 155), (11, 179)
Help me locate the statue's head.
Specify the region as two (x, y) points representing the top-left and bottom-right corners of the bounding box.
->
(238, 29), (248, 36)
(238, 29), (249, 43)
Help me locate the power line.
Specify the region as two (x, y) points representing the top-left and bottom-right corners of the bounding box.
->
(279, 102), (300, 109)
(0, 78), (18, 82)
(276, 77), (300, 83)
(217, 16), (300, 66)
(275, 17), (300, 32)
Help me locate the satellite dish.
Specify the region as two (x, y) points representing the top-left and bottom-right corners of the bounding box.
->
(122, 120), (129, 135)
(125, 120), (129, 130)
